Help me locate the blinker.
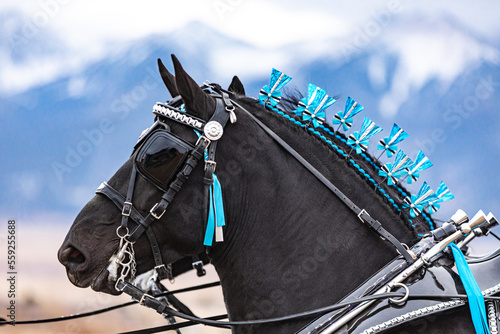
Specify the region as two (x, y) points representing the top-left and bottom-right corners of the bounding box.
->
(135, 129), (194, 191)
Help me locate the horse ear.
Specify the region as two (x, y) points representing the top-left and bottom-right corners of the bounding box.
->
(158, 58), (179, 98)
(171, 54), (215, 120)
(228, 75), (245, 95)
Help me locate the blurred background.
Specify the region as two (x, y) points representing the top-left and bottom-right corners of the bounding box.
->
(1, 0), (499, 333)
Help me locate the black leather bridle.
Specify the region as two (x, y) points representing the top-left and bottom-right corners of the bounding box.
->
(94, 83), (418, 329)
(96, 85), (233, 288)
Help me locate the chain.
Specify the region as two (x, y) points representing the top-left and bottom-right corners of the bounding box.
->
(115, 228), (137, 291)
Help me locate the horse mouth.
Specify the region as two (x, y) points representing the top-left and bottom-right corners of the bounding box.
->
(90, 267), (122, 295)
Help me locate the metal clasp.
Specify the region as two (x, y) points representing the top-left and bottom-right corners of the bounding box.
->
(150, 203), (165, 220)
(226, 105), (237, 123)
(205, 160), (217, 172)
(357, 209), (368, 223)
(139, 293), (156, 306)
(192, 260), (206, 277)
(122, 201), (133, 217)
(389, 283), (410, 305)
(196, 135), (211, 148)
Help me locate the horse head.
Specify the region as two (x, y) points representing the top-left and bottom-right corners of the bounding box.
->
(59, 55), (431, 332)
(58, 55), (240, 294)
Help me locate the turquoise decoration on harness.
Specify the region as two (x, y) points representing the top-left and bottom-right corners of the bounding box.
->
(256, 67), (442, 231)
(401, 150), (433, 184)
(193, 130), (226, 247)
(449, 243), (491, 334)
(403, 181), (437, 217)
(378, 149), (413, 186)
(332, 96), (364, 131)
(299, 83), (336, 128)
(259, 68), (292, 107)
(295, 83), (320, 116)
(204, 174), (226, 246)
(377, 123), (409, 158)
(347, 116), (382, 154)
(180, 104), (186, 113)
(428, 181), (454, 214)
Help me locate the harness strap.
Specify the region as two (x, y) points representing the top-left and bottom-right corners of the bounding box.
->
(120, 164), (138, 230)
(127, 140), (208, 243)
(96, 182), (170, 279)
(116, 280), (171, 315)
(202, 95), (231, 249)
(96, 182), (144, 224)
(191, 255), (206, 277)
(232, 100), (416, 264)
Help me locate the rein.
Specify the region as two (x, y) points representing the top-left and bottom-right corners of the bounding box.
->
(232, 99), (416, 263)
(7, 83), (499, 332)
(90, 85), (421, 330)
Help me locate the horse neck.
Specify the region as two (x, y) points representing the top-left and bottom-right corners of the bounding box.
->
(209, 98), (417, 329)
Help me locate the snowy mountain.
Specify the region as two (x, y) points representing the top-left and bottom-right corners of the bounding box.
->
(1, 13), (499, 225)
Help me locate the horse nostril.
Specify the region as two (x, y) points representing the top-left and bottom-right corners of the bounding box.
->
(69, 248), (85, 264)
(59, 246), (86, 266)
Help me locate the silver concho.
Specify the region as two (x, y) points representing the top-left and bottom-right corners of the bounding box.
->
(204, 121), (224, 141)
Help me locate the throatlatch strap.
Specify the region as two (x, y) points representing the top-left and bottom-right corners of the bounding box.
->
(232, 100), (415, 264)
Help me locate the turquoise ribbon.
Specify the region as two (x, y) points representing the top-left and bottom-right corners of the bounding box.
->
(332, 112), (354, 131)
(402, 194), (424, 218)
(212, 174), (225, 229)
(377, 139), (398, 158)
(449, 243), (490, 334)
(259, 85), (282, 106)
(347, 132), (369, 154)
(203, 174), (225, 246)
(302, 111), (325, 128)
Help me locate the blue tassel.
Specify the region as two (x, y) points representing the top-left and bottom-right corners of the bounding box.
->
(401, 150), (433, 184)
(347, 117), (383, 154)
(378, 149), (413, 186)
(449, 243), (490, 334)
(428, 181), (455, 214)
(259, 68), (292, 106)
(203, 174), (225, 246)
(402, 181), (436, 217)
(332, 97), (364, 131)
(377, 123), (409, 158)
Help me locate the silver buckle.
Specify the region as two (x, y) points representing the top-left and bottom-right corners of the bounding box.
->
(205, 160), (217, 172)
(122, 201), (133, 217)
(154, 264), (166, 274)
(196, 135), (211, 147)
(150, 203), (165, 219)
(139, 293), (155, 306)
(192, 260), (203, 269)
(357, 209), (368, 222)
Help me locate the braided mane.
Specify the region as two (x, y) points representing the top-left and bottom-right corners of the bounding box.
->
(238, 92), (435, 237)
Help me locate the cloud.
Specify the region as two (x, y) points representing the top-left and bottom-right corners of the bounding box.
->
(1, 0), (500, 99)
(67, 76), (86, 98)
(378, 18), (500, 118)
(12, 171), (42, 201)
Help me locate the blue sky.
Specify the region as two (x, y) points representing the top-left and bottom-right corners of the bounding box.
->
(1, 0), (499, 228)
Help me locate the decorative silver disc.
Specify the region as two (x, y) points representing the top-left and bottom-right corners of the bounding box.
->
(204, 121), (224, 141)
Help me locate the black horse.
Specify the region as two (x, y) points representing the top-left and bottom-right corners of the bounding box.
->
(58, 56), (485, 333)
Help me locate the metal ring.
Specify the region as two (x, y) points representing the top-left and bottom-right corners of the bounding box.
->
(421, 255), (432, 266)
(389, 283), (409, 305)
(116, 226), (129, 238)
